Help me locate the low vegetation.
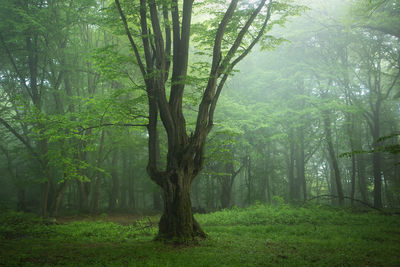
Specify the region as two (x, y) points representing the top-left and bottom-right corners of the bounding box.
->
(1, 204), (399, 266)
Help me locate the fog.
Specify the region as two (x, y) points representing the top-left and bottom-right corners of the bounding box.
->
(0, 0), (399, 264)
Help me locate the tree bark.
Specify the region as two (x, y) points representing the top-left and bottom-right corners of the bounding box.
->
(157, 171), (206, 242)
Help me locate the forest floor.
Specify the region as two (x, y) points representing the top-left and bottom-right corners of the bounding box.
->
(56, 213), (149, 225)
(1, 204), (400, 266)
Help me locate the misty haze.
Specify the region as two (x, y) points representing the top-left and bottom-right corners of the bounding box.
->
(0, 0), (399, 266)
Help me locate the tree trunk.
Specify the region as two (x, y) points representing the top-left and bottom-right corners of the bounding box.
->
(288, 138), (300, 202)
(371, 103), (382, 209)
(17, 188), (26, 212)
(262, 148), (271, 204)
(78, 181), (90, 213)
(323, 112), (344, 205)
(109, 151), (119, 211)
(41, 181), (50, 218)
(350, 146), (356, 205)
(315, 163), (320, 203)
(153, 187), (163, 211)
(296, 142), (306, 200)
(128, 170), (136, 211)
(356, 152), (367, 203)
(51, 180), (69, 217)
(157, 172), (206, 242)
(220, 177), (232, 209)
(120, 149), (128, 210)
(91, 174), (102, 213)
(296, 125), (306, 200)
(220, 161), (241, 209)
(91, 130), (106, 213)
(372, 151), (382, 208)
(246, 155), (252, 205)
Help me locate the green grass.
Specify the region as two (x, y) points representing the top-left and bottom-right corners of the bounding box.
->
(1, 204), (399, 266)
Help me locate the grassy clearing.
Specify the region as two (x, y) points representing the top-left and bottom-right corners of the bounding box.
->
(0, 204), (399, 266)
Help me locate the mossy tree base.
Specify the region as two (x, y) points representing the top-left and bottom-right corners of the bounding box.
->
(154, 174), (207, 244)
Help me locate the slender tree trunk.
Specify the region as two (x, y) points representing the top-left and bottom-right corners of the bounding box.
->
(382, 169), (393, 208)
(127, 151), (136, 211)
(296, 142), (306, 200)
(220, 161), (241, 209)
(297, 126), (306, 200)
(17, 188), (26, 212)
(52, 180), (69, 217)
(288, 138), (300, 202)
(323, 112), (344, 205)
(288, 146), (295, 201)
(91, 130), (105, 213)
(315, 163), (320, 203)
(78, 181), (90, 213)
(263, 148), (271, 204)
(372, 146), (382, 209)
(92, 174), (102, 213)
(41, 181), (50, 218)
(347, 117), (357, 205)
(220, 176), (233, 209)
(120, 150), (128, 210)
(246, 155), (252, 205)
(356, 153), (367, 202)
(128, 168), (136, 211)
(371, 103), (383, 209)
(109, 150), (119, 211)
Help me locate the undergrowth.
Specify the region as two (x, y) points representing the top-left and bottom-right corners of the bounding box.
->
(0, 204), (399, 266)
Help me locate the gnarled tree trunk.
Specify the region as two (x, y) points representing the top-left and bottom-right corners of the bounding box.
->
(157, 171), (206, 241)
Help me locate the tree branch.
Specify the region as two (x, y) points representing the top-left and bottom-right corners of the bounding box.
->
(219, 0), (268, 73)
(115, 0), (146, 77)
(194, 0), (239, 142)
(208, 1), (273, 127)
(0, 117), (42, 163)
(139, 0), (153, 73)
(0, 33), (33, 99)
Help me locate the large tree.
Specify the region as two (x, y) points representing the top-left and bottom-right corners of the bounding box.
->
(114, 0), (303, 242)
